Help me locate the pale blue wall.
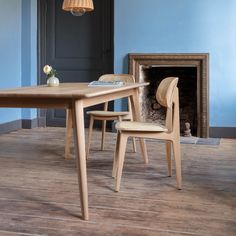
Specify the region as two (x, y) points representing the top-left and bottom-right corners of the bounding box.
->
(114, 0), (236, 127)
(0, 0), (37, 124)
(21, 0), (37, 119)
(0, 0), (22, 123)
(0, 0), (235, 128)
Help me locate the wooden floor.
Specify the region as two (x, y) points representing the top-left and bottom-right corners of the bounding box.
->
(0, 127), (235, 236)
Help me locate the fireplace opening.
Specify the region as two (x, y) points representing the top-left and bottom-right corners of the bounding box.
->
(141, 66), (198, 136)
(129, 53), (209, 138)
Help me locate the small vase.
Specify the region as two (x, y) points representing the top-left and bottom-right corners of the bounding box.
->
(47, 76), (59, 87)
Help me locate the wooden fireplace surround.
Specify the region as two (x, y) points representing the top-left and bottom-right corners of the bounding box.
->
(128, 53), (209, 138)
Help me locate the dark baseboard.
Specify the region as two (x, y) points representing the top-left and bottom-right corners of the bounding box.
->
(0, 118), (44, 134)
(210, 127), (236, 138)
(0, 120), (22, 134)
(1, 120), (235, 138)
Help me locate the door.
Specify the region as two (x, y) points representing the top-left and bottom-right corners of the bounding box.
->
(38, 0), (114, 127)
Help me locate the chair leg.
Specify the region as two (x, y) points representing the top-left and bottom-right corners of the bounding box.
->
(65, 109), (73, 159)
(101, 120), (106, 150)
(112, 116), (123, 177)
(115, 133), (128, 192)
(112, 131), (120, 178)
(166, 141), (172, 177)
(139, 138), (149, 164)
(132, 137), (137, 153)
(86, 115), (94, 159)
(172, 139), (182, 190)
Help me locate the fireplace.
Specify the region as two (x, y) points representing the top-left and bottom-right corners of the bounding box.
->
(129, 53), (209, 138)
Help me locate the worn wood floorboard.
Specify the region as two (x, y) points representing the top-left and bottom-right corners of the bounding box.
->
(0, 127), (235, 236)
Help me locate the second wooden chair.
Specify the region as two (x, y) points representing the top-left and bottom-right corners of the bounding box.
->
(86, 74), (137, 158)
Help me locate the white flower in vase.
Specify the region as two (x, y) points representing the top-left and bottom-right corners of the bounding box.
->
(43, 65), (59, 87)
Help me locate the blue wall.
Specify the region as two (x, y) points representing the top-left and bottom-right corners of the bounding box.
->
(0, 0), (37, 124)
(0, 0), (235, 129)
(0, 0), (22, 123)
(21, 0), (37, 119)
(114, 0), (236, 127)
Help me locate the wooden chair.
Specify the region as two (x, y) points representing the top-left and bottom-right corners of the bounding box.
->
(64, 74), (137, 159)
(86, 74), (137, 158)
(113, 77), (182, 191)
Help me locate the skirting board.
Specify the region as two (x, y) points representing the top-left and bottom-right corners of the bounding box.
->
(210, 127), (236, 138)
(0, 120), (22, 134)
(0, 120), (235, 138)
(0, 118), (43, 134)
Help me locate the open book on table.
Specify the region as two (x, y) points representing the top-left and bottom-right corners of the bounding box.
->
(88, 81), (124, 87)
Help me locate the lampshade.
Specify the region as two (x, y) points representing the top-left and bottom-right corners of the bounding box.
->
(62, 0), (94, 16)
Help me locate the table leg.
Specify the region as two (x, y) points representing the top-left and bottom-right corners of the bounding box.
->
(130, 89), (149, 164)
(72, 100), (89, 220)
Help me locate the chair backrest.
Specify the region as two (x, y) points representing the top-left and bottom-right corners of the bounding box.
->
(156, 77), (179, 108)
(156, 77), (179, 132)
(99, 74), (135, 83)
(98, 74), (135, 114)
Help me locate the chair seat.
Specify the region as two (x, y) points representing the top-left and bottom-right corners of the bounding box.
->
(87, 110), (130, 117)
(116, 121), (168, 132)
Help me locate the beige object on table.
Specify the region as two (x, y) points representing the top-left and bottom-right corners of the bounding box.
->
(113, 77), (182, 192)
(0, 82), (149, 220)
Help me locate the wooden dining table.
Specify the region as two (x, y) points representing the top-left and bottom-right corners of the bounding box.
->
(0, 82), (149, 220)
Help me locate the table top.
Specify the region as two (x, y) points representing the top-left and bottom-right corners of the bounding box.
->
(0, 82), (149, 99)
(0, 82), (149, 109)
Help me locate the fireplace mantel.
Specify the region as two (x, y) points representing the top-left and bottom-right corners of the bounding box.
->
(128, 53), (209, 138)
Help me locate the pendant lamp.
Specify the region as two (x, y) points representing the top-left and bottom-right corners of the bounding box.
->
(62, 0), (94, 16)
